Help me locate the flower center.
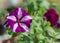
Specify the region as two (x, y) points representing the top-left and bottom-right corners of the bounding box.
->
(17, 19), (20, 23)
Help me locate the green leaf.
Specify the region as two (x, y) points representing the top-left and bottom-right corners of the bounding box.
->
(55, 34), (60, 39)
(37, 34), (46, 40)
(46, 27), (57, 38)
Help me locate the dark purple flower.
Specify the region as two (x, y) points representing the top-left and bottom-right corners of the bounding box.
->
(4, 8), (32, 33)
(44, 9), (59, 27)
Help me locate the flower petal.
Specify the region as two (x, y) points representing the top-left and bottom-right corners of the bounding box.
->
(9, 22), (17, 32)
(18, 8), (22, 19)
(9, 8), (18, 16)
(15, 25), (26, 32)
(19, 23), (29, 32)
(21, 8), (30, 17)
(4, 20), (9, 27)
(7, 16), (17, 22)
(13, 23), (18, 32)
(21, 16), (32, 22)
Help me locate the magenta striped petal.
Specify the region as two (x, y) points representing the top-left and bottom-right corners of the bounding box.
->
(4, 20), (9, 27)
(7, 16), (17, 22)
(9, 22), (16, 31)
(15, 26), (23, 32)
(13, 23), (18, 32)
(21, 20), (32, 28)
(9, 8), (18, 18)
(15, 25), (26, 32)
(9, 22), (18, 32)
(19, 23), (29, 32)
(21, 8), (30, 17)
(17, 8), (22, 19)
(21, 16), (32, 22)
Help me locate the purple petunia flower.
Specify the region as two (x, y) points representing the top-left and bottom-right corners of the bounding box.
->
(4, 8), (32, 33)
(44, 8), (59, 27)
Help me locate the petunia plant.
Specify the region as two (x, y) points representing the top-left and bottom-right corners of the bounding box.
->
(4, 8), (32, 33)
